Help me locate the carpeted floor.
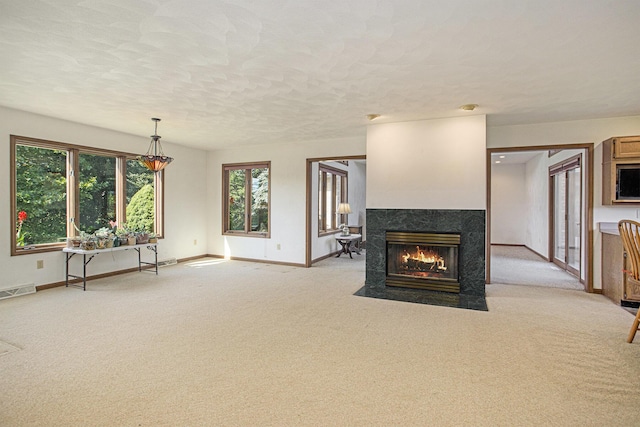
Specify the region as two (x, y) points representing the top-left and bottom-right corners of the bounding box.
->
(491, 245), (584, 290)
(1, 254), (639, 426)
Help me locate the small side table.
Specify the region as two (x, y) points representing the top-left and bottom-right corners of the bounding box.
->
(348, 225), (363, 251)
(335, 234), (362, 259)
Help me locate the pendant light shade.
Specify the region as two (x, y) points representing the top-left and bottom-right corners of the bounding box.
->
(138, 118), (173, 172)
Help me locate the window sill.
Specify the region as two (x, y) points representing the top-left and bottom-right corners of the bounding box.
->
(12, 243), (65, 256)
(318, 230), (342, 237)
(223, 231), (270, 238)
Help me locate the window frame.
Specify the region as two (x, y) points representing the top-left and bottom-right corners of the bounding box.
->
(318, 163), (348, 236)
(222, 161), (271, 238)
(10, 135), (165, 256)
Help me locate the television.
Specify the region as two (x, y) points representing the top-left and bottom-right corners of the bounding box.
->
(617, 165), (640, 200)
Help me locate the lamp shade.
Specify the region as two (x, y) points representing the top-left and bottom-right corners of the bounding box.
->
(137, 118), (173, 172)
(337, 203), (352, 214)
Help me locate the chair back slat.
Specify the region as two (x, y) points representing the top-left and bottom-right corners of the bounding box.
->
(618, 220), (640, 280)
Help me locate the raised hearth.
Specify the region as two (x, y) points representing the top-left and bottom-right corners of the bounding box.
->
(356, 209), (487, 311)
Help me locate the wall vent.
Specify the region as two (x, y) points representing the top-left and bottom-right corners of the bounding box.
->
(158, 258), (177, 267)
(0, 283), (36, 300)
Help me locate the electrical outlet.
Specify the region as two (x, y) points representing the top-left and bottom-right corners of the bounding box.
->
(277, 243), (281, 250)
(636, 209), (640, 219)
(193, 239), (197, 245)
(36, 260), (44, 269)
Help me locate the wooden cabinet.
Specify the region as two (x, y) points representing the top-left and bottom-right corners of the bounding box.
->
(602, 230), (640, 305)
(602, 232), (624, 304)
(610, 136), (640, 159)
(602, 135), (640, 205)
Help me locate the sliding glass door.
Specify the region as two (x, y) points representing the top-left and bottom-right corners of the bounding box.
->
(550, 155), (582, 277)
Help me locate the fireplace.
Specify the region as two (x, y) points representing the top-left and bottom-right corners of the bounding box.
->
(359, 209), (487, 311)
(386, 231), (460, 293)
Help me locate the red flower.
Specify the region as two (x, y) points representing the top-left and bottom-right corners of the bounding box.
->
(18, 211), (27, 222)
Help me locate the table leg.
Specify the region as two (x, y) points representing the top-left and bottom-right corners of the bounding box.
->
(82, 254), (87, 291)
(65, 253), (70, 287)
(336, 240), (353, 258)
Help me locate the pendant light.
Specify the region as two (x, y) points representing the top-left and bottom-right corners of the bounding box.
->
(138, 118), (173, 172)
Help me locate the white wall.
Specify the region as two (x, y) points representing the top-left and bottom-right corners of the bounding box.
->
(491, 163), (527, 244)
(524, 153), (548, 256)
(348, 160), (367, 235)
(367, 115), (486, 209)
(206, 137), (366, 266)
(0, 106), (208, 289)
(488, 115), (640, 289)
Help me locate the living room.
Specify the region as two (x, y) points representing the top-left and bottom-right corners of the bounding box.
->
(2, 1), (640, 424)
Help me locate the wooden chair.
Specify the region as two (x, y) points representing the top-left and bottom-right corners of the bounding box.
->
(617, 220), (640, 343)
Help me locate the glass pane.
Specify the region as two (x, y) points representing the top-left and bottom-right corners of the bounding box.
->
(325, 174), (333, 230)
(228, 169), (246, 231)
(126, 159), (155, 233)
(79, 153), (116, 233)
(15, 145), (67, 245)
(554, 173), (566, 263)
(251, 167), (269, 232)
(335, 175), (342, 226)
(318, 170), (323, 231)
(567, 167), (581, 271)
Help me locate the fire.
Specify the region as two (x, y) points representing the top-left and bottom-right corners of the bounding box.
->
(401, 246), (447, 271)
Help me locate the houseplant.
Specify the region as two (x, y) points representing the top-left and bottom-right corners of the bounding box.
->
(94, 227), (114, 249)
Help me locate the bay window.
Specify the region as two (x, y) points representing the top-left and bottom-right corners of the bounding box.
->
(11, 135), (163, 255)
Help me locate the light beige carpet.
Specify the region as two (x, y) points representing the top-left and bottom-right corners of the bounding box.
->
(491, 245), (584, 290)
(1, 255), (639, 426)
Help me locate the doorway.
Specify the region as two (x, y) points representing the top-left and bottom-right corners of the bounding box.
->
(486, 143), (594, 292)
(550, 154), (582, 277)
(305, 155), (366, 267)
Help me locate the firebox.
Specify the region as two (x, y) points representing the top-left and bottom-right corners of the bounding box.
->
(386, 231), (460, 293)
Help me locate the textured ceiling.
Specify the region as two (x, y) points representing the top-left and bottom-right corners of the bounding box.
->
(1, 0), (640, 150)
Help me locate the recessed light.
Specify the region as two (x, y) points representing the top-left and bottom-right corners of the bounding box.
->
(499, 155), (505, 159)
(495, 160), (501, 164)
(366, 114), (381, 121)
(459, 104), (478, 111)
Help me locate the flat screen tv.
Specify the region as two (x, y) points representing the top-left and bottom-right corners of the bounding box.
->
(617, 165), (640, 200)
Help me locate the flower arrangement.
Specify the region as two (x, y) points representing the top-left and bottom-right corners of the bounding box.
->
(16, 210), (27, 246)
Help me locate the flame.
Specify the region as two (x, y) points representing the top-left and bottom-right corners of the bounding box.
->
(401, 246), (447, 271)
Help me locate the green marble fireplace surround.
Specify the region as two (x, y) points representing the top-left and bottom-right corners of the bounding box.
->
(357, 209), (487, 311)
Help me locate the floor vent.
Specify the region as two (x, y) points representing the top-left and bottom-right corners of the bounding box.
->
(0, 283), (36, 300)
(158, 258), (178, 267)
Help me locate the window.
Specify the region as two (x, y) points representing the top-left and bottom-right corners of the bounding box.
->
(11, 135), (164, 255)
(223, 162), (270, 236)
(318, 164), (348, 234)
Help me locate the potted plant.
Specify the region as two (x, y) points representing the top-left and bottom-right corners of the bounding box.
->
(80, 232), (95, 250)
(148, 233), (158, 243)
(94, 227), (113, 249)
(119, 223), (137, 246)
(136, 230), (149, 244)
(114, 228), (127, 245)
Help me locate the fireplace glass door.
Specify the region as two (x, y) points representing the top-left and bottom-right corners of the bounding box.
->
(386, 232), (460, 293)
